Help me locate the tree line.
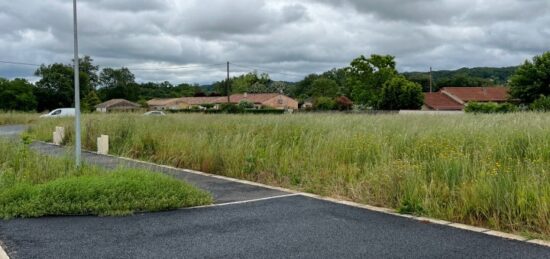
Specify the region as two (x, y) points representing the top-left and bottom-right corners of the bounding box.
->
(1, 52), (549, 112)
(0, 56), (206, 112)
(212, 55), (425, 110)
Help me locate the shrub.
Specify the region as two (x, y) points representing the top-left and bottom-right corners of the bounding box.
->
(220, 103), (244, 114)
(530, 95), (550, 111)
(238, 100), (255, 109)
(335, 96), (353, 111)
(0, 140), (212, 219)
(244, 109), (285, 114)
(465, 102), (517, 113)
(314, 97), (336, 110)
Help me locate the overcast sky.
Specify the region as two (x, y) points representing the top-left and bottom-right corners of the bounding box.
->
(1, 0), (549, 84)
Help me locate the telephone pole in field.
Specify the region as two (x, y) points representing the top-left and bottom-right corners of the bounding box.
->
(226, 61), (230, 103)
(429, 66), (433, 93)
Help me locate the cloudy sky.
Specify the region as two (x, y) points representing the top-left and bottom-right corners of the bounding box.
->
(1, 0), (549, 84)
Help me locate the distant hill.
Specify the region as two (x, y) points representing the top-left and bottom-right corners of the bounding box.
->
(403, 66), (518, 92)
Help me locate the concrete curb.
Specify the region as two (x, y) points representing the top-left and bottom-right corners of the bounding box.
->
(0, 242), (9, 259)
(34, 141), (550, 249)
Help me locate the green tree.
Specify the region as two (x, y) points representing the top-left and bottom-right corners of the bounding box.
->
(82, 90), (101, 112)
(269, 81), (291, 95)
(510, 51), (550, 103)
(78, 56), (100, 89)
(310, 78), (339, 98)
(0, 78), (37, 111)
(347, 54), (398, 106)
(437, 74), (491, 88)
(248, 82), (269, 93)
(379, 76), (424, 110)
(215, 71), (272, 94)
(530, 95), (550, 111)
(34, 63), (91, 111)
(98, 68), (139, 101)
(292, 73), (320, 98)
(320, 68), (351, 96)
(314, 96), (336, 110)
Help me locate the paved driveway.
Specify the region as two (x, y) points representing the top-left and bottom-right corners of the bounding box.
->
(1, 125), (550, 258)
(0, 125), (25, 137)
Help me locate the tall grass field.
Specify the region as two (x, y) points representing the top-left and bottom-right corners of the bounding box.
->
(0, 112), (38, 125)
(27, 113), (550, 239)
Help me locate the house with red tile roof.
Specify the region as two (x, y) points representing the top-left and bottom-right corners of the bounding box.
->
(147, 93), (298, 111)
(423, 87), (510, 111)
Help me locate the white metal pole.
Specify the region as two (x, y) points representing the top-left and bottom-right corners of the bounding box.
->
(73, 0), (82, 167)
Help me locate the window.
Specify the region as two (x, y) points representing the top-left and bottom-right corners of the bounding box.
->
(51, 109), (62, 115)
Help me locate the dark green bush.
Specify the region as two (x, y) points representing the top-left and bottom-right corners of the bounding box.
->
(530, 95), (550, 112)
(244, 109), (285, 114)
(220, 103), (245, 113)
(465, 102), (517, 113)
(238, 100), (255, 109)
(314, 97), (336, 110)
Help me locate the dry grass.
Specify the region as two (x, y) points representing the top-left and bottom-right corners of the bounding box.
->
(0, 112), (39, 125)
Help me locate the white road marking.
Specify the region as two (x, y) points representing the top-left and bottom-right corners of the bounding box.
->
(182, 194), (300, 210)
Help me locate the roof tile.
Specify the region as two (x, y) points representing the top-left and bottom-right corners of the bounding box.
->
(424, 92), (464, 110)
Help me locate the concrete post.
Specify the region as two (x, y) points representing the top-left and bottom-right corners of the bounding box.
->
(97, 135), (109, 155)
(53, 126), (65, 145)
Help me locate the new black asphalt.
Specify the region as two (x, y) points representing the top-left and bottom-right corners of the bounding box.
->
(1, 125), (550, 258)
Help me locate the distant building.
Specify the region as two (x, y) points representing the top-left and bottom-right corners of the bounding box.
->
(147, 93), (299, 111)
(423, 87), (510, 111)
(95, 99), (141, 113)
(147, 98), (190, 111)
(227, 93), (298, 110)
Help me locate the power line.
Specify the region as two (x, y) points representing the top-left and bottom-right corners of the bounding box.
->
(129, 63), (227, 71)
(0, 59), (227, 72)
(0, 60), (41, 67)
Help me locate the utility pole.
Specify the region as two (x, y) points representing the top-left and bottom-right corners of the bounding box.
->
(429, 66), (433, 93)
(226, 61), (230, 103)
(73, 0), (82, 167)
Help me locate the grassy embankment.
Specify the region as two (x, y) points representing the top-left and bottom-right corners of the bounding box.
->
(0, 139), (212, 219)
(0, 112), (38, 125)
(28, 113), (550, 239)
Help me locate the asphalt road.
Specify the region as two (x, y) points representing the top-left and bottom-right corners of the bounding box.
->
(0, 125), (25, 137)
(1, 125), (550, 258)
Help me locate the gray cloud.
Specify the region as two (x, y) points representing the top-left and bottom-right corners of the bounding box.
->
(0, 0), (549, 84)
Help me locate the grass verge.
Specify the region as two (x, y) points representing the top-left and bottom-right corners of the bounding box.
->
(0, 139), (212, 219)
(0, 112), (38, 126)
(26, 112), (550, 239)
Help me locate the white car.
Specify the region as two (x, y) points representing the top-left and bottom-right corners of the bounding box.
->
(143, 111), (166, 116)
(40, 108), (76, 118)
